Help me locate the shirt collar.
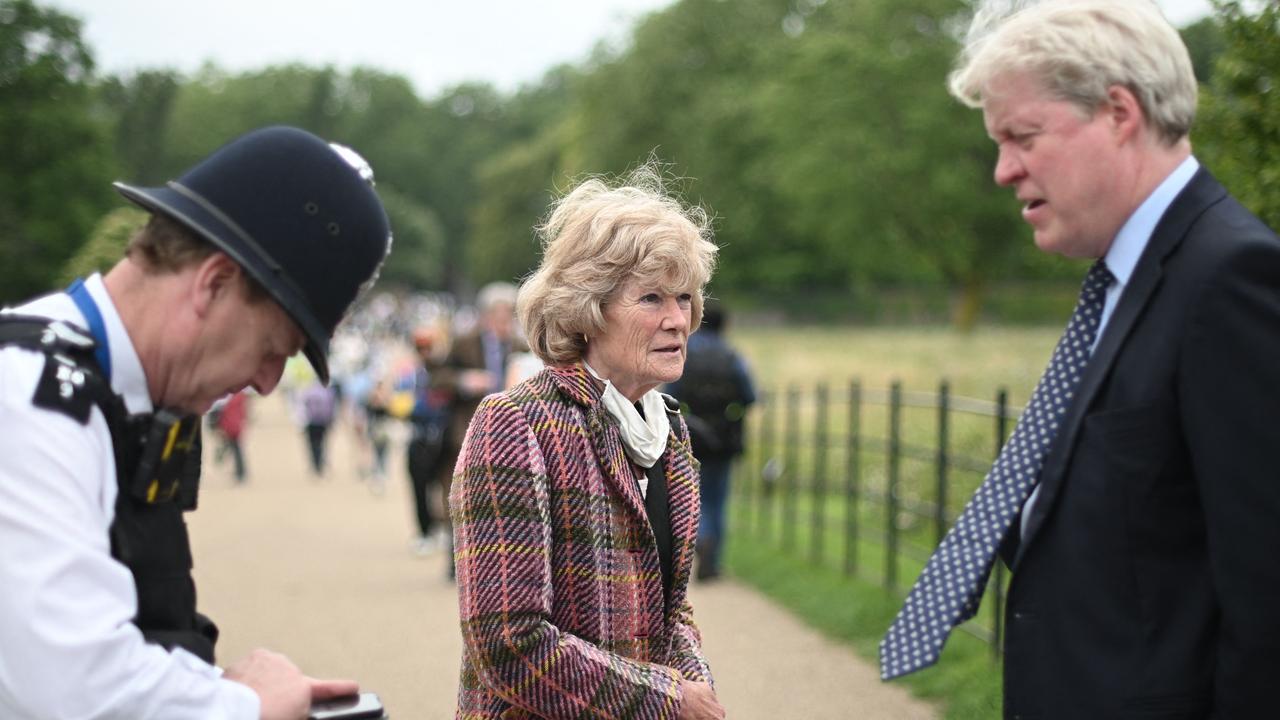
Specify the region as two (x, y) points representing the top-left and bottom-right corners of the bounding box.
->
(83, 273), (153, 415)
(1104, 155), (1200, 288)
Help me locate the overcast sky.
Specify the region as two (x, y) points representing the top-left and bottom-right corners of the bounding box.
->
(48, 0), (1215, 100)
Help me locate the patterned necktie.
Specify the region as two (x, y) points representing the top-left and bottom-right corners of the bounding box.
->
(879, 260), (1114, 680)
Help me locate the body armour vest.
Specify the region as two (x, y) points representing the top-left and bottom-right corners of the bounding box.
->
(0, 315), (217, 663)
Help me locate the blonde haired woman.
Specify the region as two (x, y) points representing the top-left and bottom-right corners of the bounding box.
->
(450, 167), (724, 720)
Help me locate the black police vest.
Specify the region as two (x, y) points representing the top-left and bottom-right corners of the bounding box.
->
(0, 315), (218, 663)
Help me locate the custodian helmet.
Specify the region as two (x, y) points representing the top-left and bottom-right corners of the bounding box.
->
(113, 125), (391, 384)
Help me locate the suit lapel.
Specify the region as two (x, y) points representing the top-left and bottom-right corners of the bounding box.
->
(1016, 169), (1226, 564)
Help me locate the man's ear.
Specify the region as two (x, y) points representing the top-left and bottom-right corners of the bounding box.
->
(190, 253), (241, 318)
(1104, 84), (1146, 145)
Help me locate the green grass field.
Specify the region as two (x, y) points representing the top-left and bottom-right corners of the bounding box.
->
(714, 323), (1064, 718)
(730, 324), (1061, 397)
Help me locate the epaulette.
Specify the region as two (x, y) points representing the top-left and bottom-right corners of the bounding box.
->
(0, 315), (106, 425)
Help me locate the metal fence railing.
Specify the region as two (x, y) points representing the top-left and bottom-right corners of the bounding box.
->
(732, 380), (1022, 658)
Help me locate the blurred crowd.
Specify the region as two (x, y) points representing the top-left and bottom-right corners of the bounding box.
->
(213, 284), (539, 568)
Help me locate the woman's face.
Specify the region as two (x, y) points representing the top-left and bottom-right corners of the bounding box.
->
(584, 277), (693, 402)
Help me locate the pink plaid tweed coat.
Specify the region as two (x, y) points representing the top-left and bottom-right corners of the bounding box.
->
(449, 363), (713, 719)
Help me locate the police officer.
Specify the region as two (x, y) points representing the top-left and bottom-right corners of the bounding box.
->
(0, 126), (392, 719)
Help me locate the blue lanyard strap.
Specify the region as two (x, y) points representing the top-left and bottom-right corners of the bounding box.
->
(66, 278), (112, 381)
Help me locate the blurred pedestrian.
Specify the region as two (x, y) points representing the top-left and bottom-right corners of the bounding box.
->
(435, 282), (527, 573)
(666, 298), (755, 580)
(450, 167), (724, 719)
(362, 377), (392, 495)
(213, 390), (252, 484)
(406, 325), (453, 555)
(299, 378), (337, 478)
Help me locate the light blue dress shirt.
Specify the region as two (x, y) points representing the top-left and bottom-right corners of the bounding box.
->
(1020, 155), (1201, 539)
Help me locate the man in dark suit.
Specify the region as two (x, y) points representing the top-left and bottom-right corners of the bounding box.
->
(881, 2), (1280, 717)
(433, 282), (528, 574)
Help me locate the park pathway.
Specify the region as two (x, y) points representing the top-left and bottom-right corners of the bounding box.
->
(190, 394), (935, 719)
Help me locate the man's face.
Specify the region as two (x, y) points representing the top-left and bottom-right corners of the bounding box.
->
(174, 280), (305, 415)
(483, 301), (515, 342)
(983, 72), (1130, 259)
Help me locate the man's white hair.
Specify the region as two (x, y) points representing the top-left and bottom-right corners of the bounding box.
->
(949, 0), (1198, 145)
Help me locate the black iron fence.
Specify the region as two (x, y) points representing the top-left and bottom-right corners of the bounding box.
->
(731, 380), (1022, 657)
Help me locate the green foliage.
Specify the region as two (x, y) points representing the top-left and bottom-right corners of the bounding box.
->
(0, 0), (115, 304)
(96, 69), (181, 185)
(1197, 1), (1280, 230)
(467, 130), (561, 287)
(565, 0), (1054, 325)
(1181, 16), (1226, 84)
(467, 66), (583, 288)
(14, 0), (1262, 323)
(59, 206), (145, 284)
(375, 184), (447, 291)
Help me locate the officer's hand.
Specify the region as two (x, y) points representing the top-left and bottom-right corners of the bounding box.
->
(678, 679), (726, 720)
(309, 676), (361, 702)
(224, 648), (311, 720)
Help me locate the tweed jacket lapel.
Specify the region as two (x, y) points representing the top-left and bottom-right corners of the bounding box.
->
(661, 404), (701, 611)
(548, 364), (703, 621)
(549, 364), (653, 530)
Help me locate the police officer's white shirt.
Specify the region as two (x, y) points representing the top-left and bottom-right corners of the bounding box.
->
(0, 273), (259, 719)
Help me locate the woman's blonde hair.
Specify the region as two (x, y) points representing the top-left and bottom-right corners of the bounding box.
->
(949, 0), (1197, 146)
(518, 165), (718, 365)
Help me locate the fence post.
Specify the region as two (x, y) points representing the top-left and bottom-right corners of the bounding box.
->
(845, 379), (861, 577)
(735, 407), (751, 533)
(757, 387), (777, 541)
(935, 380), (951, 546)
(782, 385), (801, 552)
(811, 383), (829, 565)
(991, 387), (1010, 661)
(885, 381), (902, 590)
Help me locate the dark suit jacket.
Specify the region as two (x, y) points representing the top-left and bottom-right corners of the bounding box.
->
(1002, 169), (1280, 720)
(434, 330), (529, 451)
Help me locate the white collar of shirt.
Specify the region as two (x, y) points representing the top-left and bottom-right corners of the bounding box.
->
(82, 273), (153, 415)
(1094, 155), (1201, 348)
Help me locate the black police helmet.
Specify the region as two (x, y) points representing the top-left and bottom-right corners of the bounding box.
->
(113, 125), (391, 384)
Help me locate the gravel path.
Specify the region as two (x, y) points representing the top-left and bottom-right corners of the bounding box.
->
(189, 394), (936, 719)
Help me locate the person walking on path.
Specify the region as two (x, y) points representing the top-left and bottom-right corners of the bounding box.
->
(0, 125), (392, 719)
(881, 3), (1280, 718)
(432, 282), (526, 575)
(213, 390), (251, 484)
(299, 378), (338, 478)
(665, 298), (755, 580)
(406, 325), (452, 555)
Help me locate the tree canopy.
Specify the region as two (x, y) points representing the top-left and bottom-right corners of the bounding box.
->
(3, 0), (1273, 325)
(0, 0), (114, 304)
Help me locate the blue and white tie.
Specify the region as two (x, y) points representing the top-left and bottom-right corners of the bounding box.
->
(879, 260), (1115, 680)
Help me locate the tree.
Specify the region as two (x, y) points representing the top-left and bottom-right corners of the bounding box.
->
(568, 0), (1051, 325)
(1181, 16), (1226, 84)
(1196, 0), (1280, 230)
(570, 0), (819, 293)
(59, 206), (145, 285)
(375, 184), (448, 291)
(0, 0), (115, 304)
(467, 65), (583, 288)
(96, 69), (181, 185)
